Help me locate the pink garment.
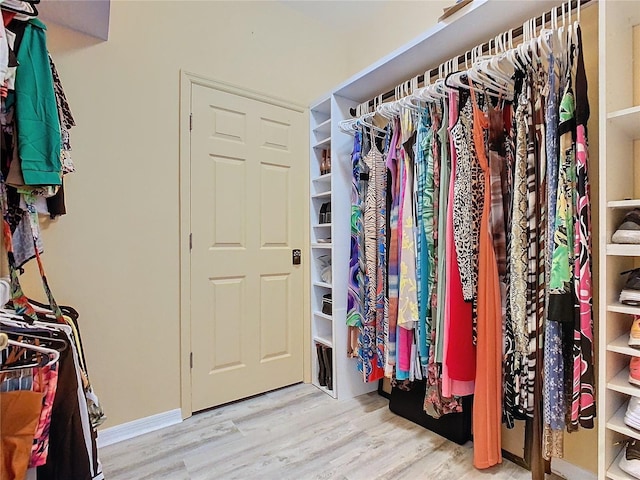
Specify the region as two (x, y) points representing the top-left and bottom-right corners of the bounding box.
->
(30, 364), (59, 467)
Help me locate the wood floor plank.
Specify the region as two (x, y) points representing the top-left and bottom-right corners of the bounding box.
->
(99, 383), (556, 480)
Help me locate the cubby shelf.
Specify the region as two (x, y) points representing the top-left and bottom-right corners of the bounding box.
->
(606, 403), (640, 442)
(607, 448), (634, 480)
(608, 105), (640, 140)
(608, 199), (640, 209)
(608, 303), (640, 316)
(607, 244), (640, 256)
(607, 334), (640, 358)
(608, 369), (640, 399)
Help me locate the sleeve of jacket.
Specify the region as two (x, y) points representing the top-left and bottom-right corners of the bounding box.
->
(15, 19), (61, 186)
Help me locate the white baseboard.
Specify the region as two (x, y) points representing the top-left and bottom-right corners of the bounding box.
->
(551, 458), (597, 480)
(97, 408), (183, 448)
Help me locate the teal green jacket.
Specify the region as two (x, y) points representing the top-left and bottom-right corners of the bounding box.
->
(16, 19), (61, 186)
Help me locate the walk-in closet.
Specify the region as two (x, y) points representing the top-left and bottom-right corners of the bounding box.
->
(1, 1), (638, 479)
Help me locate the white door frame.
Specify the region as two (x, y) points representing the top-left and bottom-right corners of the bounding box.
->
(178, 71), (311, 419)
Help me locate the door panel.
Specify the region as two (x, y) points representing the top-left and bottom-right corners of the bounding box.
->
(190, 84), (304, 411)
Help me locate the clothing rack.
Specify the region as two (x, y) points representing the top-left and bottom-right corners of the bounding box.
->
(349, 0), (593, 116)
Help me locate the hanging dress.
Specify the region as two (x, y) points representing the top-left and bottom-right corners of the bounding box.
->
(385, 119), (401, 376)
(469, 84), (502, 470)
(396, 110), (418, 380)
(443, 90), (475, 397)
(360, 128), (386, 382)
(509, 73), (531, 417)
(548, 61), (577, 430)
(543, 36), (567, 460)
(452, 90), (484, 344)
(434, 100), (450, 363)
(347, 130), (364, 357)
(446, 91), (477, 384)
(572, 25), (595, 430)
(416, 107), (432, 370)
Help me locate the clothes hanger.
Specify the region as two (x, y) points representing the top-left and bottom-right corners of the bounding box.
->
(1, 0), (38, 17)
(0, 337), (60, 372)
(446, 50), (482, 94)
(3, 328), (68, 352)
(358, 98), (386, 134)
(422, 62), (448, 101)
(377, 86), (402, 120)
(470, 36), (514, 98)
(338, 118), (358, 134)
(466, 44), (504, 97)
(402, 76), (423, 111)
(569, 0), (579, 48)
(537, 10), (553, 58)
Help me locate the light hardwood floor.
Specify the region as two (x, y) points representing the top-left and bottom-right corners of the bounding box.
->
(99, 383), (560, 480)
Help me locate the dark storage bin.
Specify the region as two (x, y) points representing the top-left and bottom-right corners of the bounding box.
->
(321, 293), (332, 315)
(388, 380), (472, 445)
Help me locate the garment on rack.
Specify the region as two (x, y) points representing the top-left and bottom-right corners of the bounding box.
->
(385, 119), (401, 377)
(433, 101), (449, 364)
(571, 25), (595, 431)
(11, 19), (61, 186)
(344, 16), (596, 472)
(469, 84), (502, 470)
(347, 130), (364, 358)
(359, 128), (386, 382)
(442, 90), (475, 394)
(543, 34), (566, 460)
(0, 389), (43, 480)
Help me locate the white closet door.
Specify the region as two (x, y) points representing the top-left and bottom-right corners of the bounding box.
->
(189, 83), (306, 411)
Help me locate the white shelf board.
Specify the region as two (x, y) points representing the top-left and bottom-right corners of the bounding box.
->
(607, 106), (640, 140)
(313, 281), (332, 289)
(608, 199), (640, 209)
(313, 335), (333, 348)
(312, 243), (333, 249)
(607, 448), (634, 480)
(310, 97), (331, 115)
(608, 369), (640, 398)
(313, 137), (331, 149)
(313, 311), (333, 321)
(313, 118), (332, 136)
(312, 173), (332, 183)
(312, 191), (332, 199)
(608, 334), (640, 358)
(608, 303), (640, 316)
(313, 223), (332, 228)
(606, 403), (640, 441)
(311, 381), (336, 398)
(607, 244), (640, 256)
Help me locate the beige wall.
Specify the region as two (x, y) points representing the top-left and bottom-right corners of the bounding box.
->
(27, 0), (350, 429)
(344, 1), (451, 76)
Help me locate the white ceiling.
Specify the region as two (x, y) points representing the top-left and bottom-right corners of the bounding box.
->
(38, 0), (110, 40)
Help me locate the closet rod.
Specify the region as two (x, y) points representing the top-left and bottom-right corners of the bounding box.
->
(351, 0), (593, 115)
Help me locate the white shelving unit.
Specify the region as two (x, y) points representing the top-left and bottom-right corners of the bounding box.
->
(310, 97), (336, 398)
(598, 2), (640, 479)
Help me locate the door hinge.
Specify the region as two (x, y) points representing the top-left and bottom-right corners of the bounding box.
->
(190, 352), (193, 369)
(189, 113), (193, 131)
(189, 233), (192, 251)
